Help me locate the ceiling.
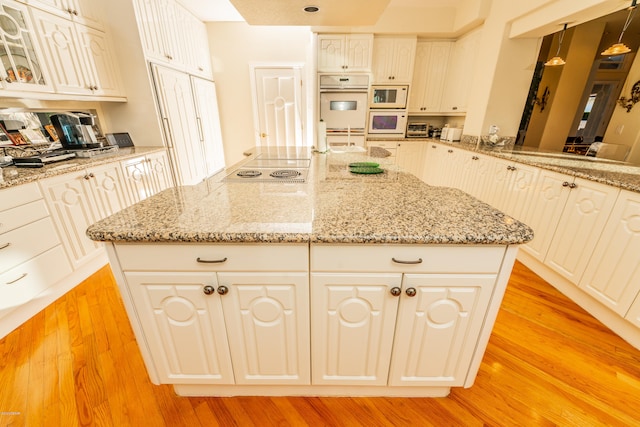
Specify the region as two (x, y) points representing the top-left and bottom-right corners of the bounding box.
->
(178, 0), (463, 23)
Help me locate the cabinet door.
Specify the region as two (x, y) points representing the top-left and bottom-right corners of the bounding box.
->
(519, 169), (571, 262)
(502, 161), (539, 222)
(422, 143), (444, 186)
(218, 272), (310, 385)
(464, 152), (494, 201)
(344, 34), (373, 71)
(120, 155), (156, 203)
(483, 157), (513, 213)
(152, 64), (206, 185)
(441, 30), (479, 113)
(317, 34), (346, 72)
(389, 274), (496, 386)
(30, 8), (90, 94)
(545, 177), (619, 284)
(132, 0), (167, 63)
(183, 13), (211, 78)
(0, 0), (54, 92)
(580, 190), (640, 315)
(66, 0), (104, 30)
(409, 42), (451, 113)
(39, 171), (102, 268)
(76, 25), (123, 97)
(371, 37), (394, 83)
(442, 146), (464, 189)
(390, 37), (417, 83)
(190, 77), (226, 176)
(397, 142), (426, 178)
(125, 272), (235, 384)
(311, 272), (402, 385)
(86, 162), (130, 220)
(146, 151), (173, 194)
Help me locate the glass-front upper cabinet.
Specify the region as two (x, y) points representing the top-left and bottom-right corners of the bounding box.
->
(0, 0), (53, 92)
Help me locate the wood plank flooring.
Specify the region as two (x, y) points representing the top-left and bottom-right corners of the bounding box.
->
(1, 261), (640, 426)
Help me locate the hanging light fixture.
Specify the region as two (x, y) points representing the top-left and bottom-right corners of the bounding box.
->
(602, 0), (638, 56)
(545, 23), (568, 66)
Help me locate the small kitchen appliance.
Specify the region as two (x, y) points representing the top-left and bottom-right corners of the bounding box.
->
(406, 122), (429, 138)
(50, 113), (101, 150)
(367, 110), (407, 137)
(369, 85), (408, 109)
(440, 126), (463, 142)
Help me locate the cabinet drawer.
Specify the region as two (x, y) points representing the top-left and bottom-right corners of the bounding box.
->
(0, 217), (61, 274)
(368, 140), (400, 149)
(0, 182), (42, 211)
(0, 246), (72, 316)
(115, 243), (309, 272)
(0, 200), (50, 235)
(311, 244), (506, 273)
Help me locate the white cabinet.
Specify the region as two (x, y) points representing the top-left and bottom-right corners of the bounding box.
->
(544, 177), (619, 284)
(440, 29), (480, 113)
(39, 162), (130, 268)
(580, 190), (640, 316)
(116, 243), (310, 386)
(310, 244), (506, 388)
(190, 77), (226, 176)
(120, 151), (173, 204)
(317, 34), (373, 72)
(396, 141), (427, 178)
(26, 0), (105, 30)
(0, 0), (54, 93)
(372, 36), (416, 84)
(482, 157), (539, 222)
(30, 6), (123, 97)
(152, 64), (207, 185)
(409, 41), (452, 113)
(422, 142), (463, 187)
(458, 151), (493, 201)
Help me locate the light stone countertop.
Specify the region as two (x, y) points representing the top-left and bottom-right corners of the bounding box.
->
(0, 146), (166, 189)
(86, 147), (534, 245)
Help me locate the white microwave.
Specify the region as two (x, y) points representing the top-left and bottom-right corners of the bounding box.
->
(370, 85), (408, 109)
(367, 110), (408, 136)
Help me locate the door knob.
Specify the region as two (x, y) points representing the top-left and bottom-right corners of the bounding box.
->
(390, 287), (401, 297)
(405, 287), (417, 297)
(203, 285), (215, 295)
(217, 285), (229, 295)
(260, 133), (267, 138)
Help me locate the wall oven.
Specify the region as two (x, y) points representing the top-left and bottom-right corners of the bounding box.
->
(319, 74), (369, 146)
(367, 110), (407, 136)
(369, 85), (408, 109)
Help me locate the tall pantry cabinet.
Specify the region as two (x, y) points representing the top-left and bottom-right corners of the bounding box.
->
(101, 0), (225, 186)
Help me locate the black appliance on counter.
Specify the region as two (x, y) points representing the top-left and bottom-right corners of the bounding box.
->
(50, 113), (101, 149)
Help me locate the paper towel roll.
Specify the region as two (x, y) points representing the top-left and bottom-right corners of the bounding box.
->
(317, 120), (327, 153)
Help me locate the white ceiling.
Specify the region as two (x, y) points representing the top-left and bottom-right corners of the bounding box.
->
(178, 0), (463, 23)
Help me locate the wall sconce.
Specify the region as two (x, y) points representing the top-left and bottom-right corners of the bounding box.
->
(618, 80), (640, 112)
(602, 0), (637, 56)
(535, 86), (550, 111)
(545, 23), (568, 66)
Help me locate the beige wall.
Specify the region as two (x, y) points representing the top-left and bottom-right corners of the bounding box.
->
(207, 22), (312, 166)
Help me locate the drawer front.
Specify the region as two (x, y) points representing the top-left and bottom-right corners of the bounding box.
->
(0, 200), (50, 235)
(115, 243), (309, 272)
(0, 182), (42, 212)
(368, 140), (400, 149)
(0, 246), (72, 316)
(311, 244), (506, 273)
(0, 217), (61, 274)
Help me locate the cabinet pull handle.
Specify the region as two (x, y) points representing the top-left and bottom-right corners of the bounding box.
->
(5, 76), (11, 83)
(562, 181), (570, 187)
(448, 149), (453, 153)
(569, 183), (577, 189)
(390, 287), (401, 297)
(196, 116), (204, 142)
(0, 242), (10, 250)
(217, 285), (229, 295)
(405, 287), (417, 297)
(196, 257), (228, 264)
(203, 285), (215, 295)
(6, 273), (27, 285)
(162, 117), (174, 147)
(392, 257), (423, 265)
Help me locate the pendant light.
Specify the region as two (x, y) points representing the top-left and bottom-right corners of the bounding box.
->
(602, 0), (638, 56)
(545, 23), (568, 66)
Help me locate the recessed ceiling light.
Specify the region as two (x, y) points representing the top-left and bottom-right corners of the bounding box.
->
(303, 6), (319, 13)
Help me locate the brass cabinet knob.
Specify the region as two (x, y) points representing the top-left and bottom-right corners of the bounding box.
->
(203, 285), (215, 295)
(390, 287), (401, 297)
(217, 285), (229, 295)
(405, 287), (417, 297)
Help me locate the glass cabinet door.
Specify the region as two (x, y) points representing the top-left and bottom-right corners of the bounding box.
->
(0, 0), (53, 92)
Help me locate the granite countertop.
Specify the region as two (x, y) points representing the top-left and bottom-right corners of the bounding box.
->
(86, 147), (534, 245)
(0, 146), (166, 189)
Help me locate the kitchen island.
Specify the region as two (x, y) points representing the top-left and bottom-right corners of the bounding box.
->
(86, 147), (533, 397)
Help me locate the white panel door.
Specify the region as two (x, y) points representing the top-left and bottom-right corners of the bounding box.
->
(218, 272), (310, 385)
(545, 177), (619, 284)
(311, 272), (402, 385)
(317, 34), (346, 72)
(580, 190), (640, 315)
(344, 34), (373, 71)
(125, 272), (235, 384)
(86, 162), (130, 220)
(146, 151), (173, 194)
(120, 156), (155, 203)
(190, 77), (226, 176)
(252, 66), (304, 148)
(502, 161), (540, 222)
(76, 25), (122, 97)
(389, 274), (496, 386)
(152, 64), (206, 185)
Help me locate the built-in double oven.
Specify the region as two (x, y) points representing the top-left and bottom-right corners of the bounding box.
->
(367, 84), (409, 137)
(319, 74), (369, 147)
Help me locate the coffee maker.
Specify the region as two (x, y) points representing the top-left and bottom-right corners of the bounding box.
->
(50, 113), (100, 149)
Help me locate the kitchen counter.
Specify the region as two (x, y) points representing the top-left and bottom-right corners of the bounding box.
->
(0, 146), (166, 189)
(86, 147), (533, 245)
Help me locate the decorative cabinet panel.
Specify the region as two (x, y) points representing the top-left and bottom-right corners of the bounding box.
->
(26, 0), (105, 30)
(0, 0), (54, 93)
(396, 141), (427, 178)
(120, 151), (173, 204)
(317, 34), (373, 72)
(311, 273), (402, 385)
(190, 76), (226, 176)
(75, 25), (123, 97)
(580, 190), (640, 316)
(441, 29), (480, 113)
(389, 274), (496, 386)
(409, 41), (452, 113)
(124, 272), (235, 384)
(372, 36), (416, 84)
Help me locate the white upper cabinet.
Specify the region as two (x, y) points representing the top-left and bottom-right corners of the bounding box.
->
(441, 29), (480, 114)
(317, 34), (373, 72)
(26, 0), (105, 30)
(0, 0), (54, 93)
(371, 36), (416, 84)
(409, 41), (452, 113)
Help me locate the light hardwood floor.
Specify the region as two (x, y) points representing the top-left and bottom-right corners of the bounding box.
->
(1, 261), (640, 426)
